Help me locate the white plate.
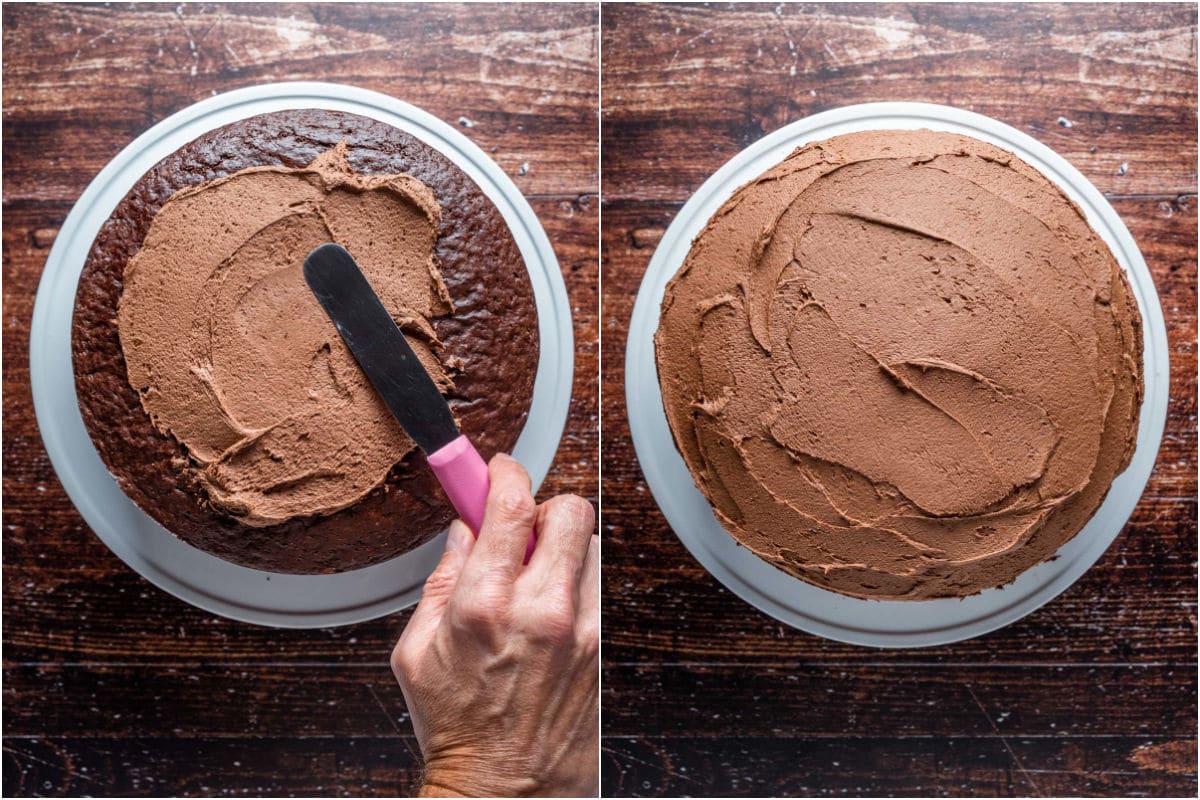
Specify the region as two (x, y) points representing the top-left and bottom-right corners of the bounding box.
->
(626, 102), (1169, 648)
(30, 82), (573, 629)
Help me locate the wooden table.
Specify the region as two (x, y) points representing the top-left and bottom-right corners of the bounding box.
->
(2, 4), (597, 796)
(601, 3), (1197, 797)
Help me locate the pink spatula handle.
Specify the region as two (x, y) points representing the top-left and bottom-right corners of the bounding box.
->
(427, 436), (536, 562)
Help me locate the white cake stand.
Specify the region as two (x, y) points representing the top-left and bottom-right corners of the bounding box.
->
(30, 82), (574, 628)
(625, 102), (1169, 648)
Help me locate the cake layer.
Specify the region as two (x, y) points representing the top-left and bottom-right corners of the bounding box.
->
(73, 109), (539, 574)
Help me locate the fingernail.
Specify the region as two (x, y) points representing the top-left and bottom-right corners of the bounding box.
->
(446, 520), (471, 551)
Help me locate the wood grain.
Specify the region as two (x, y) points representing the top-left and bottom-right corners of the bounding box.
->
(601, 736), (1197, 798)
(600, 3), (1197, 797)
(601, 2), (1197, 200)
(2, 3), (597, 797)
(3, 738), (427, 797)
(2, 3), (597, 200)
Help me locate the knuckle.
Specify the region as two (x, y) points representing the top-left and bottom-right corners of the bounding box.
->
(390, 639), (414, 678)
(545, 494), (595, 530)
(453, 587), (510, 630)
(422, 560), (458, 596)
(575, 618), (600, 660)
(454, 598), (493, 629)
(560, 494), (596, 524)
(493, 487), (535, 523)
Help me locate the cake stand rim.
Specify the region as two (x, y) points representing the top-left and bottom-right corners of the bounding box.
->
(29, 81), (574, 629)
(625, 100), (1170, 648)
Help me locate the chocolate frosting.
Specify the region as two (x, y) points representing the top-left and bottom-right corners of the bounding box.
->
(656, 130), (1143, 600)
(118, 143), (453, 527)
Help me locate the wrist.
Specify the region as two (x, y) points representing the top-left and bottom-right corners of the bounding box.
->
(416, 777), (468, 798)
(419, 755), (539, 798)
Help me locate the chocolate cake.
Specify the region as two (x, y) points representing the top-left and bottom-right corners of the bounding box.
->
(73, 109), (539, 574)
(656, 130), (1143, 600)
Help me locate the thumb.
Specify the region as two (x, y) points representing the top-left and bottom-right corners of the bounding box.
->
(403, 520), (474, 644)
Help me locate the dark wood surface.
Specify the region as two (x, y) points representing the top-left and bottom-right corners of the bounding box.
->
(2, 3), (597, 797)
(600, 3), (1197, 797)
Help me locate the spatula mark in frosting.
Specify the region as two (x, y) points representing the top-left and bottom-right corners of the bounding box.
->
(118, 142), (454, 526)
(657, 130), (1142, 600)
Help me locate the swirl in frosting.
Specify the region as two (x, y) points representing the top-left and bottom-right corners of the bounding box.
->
(118, 143), (453, 526)
(656, 130), (1142, 600)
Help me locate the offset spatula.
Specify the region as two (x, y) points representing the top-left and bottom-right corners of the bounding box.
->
(303, 242), (534, 559)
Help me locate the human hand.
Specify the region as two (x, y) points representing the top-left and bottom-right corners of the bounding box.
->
(391, 453), (599, 797)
